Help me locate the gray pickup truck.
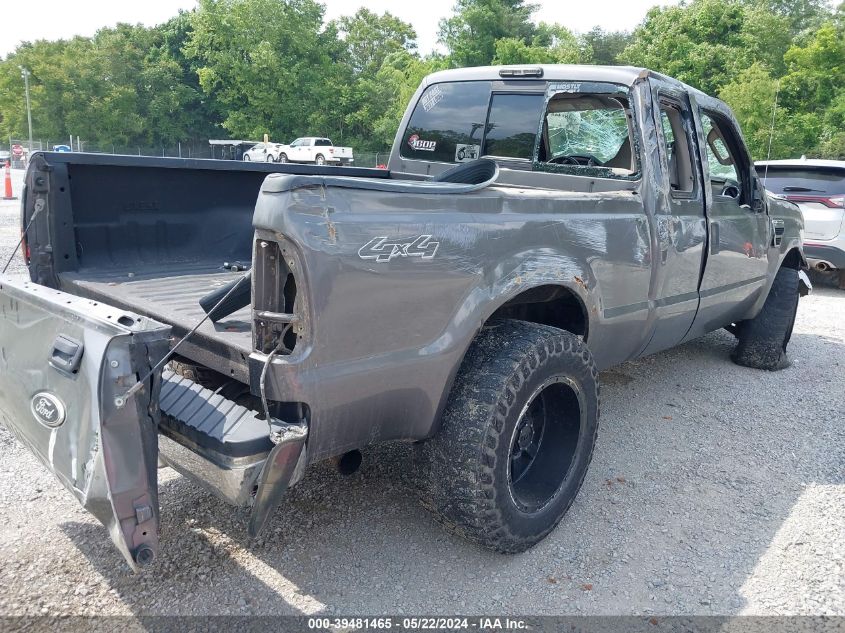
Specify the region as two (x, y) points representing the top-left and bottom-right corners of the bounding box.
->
(0, 65), (810, 570)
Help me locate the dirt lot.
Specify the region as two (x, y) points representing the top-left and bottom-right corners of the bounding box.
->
(0, 169), (842, 616)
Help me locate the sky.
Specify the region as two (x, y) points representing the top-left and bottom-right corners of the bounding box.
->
(1, 0), (680, 58)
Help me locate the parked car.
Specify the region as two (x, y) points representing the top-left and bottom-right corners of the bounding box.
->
(3, 64), (810, 570)
(276, 137), (353, 165)
(0, 150), (10, 164)
(242, 142), (282, 162)
(53, 145), (72, 152)
(757, 158), (845, 289)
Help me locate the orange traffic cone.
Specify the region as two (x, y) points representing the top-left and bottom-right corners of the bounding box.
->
(3, 161), (16, 201)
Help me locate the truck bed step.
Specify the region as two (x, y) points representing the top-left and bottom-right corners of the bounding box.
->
(159, 368), (273, 460)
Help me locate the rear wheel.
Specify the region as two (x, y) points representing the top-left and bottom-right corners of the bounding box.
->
(315, 154), (325, 166)
(414, 319), (599, 553)
(732, 266), (800, 370)
(243, 154), (251, 161)
(278, 153), (288, 164)
(265, 155), (274, 162)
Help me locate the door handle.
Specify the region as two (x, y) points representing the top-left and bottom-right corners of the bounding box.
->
(710, 222), (720, 255)
(49, 334), (83, 376)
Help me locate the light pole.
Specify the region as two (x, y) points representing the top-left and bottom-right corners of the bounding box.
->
(19, 67), (33, 154)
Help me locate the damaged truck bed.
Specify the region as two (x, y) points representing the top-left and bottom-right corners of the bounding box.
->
(0, 64), (809, 569)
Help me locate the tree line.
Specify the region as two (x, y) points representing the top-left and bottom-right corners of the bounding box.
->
(0, 0), (844, 159)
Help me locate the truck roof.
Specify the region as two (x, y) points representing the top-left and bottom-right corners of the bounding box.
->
(422, 64), (704, 96)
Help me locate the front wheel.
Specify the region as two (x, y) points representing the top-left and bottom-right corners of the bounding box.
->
(265, 155), (274, 162)
(278, 153), (288, 164)
(315, 154), (325, 166)
(414, 319), (599, 553)
(243, 154), (251, 161)
(732, 266), (800, 370)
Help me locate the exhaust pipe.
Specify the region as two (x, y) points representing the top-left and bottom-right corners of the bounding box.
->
(813, 261), (833, 272)
(333, 450), (362, 476)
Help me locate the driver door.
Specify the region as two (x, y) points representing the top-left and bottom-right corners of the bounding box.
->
(688, 109), (770, 335)
(286, 139), (302, 162)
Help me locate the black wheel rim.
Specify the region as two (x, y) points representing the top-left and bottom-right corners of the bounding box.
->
(507, 376), (583, 514)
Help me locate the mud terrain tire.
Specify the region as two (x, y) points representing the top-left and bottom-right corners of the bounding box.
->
(732, 266), (799, 371)
(415, 319), (599, 553)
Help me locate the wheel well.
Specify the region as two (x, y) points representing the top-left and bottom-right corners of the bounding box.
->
(487, 285), (588, 338)
(782, 248), (803, 270)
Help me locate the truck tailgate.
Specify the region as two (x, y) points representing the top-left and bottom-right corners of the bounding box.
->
(0, 275), (170, 570)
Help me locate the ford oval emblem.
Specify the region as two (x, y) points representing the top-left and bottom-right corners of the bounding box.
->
(30, 392), (66, 428)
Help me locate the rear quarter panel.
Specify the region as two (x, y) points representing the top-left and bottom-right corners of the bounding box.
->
(252, 181), (653, 461)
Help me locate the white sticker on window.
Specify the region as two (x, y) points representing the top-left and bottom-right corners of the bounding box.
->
(455, 144), (480, 162)
(408, 134), (436, 152)
(421, 85), (444, 112)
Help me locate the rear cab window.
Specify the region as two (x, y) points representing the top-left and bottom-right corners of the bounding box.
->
(401, 82), (493, 164)
(400, 80), (639, 180)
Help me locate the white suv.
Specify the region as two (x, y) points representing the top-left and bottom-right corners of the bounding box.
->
(757, 158), (845, 289)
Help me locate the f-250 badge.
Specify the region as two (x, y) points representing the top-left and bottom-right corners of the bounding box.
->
(358, 235), (440, 263)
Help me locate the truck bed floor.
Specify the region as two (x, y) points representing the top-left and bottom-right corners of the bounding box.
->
(59, 265), (253, 381)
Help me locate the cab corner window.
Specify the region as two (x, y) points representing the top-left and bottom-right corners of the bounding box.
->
(400, 81), (492, 164)
(538, 92), (637, 176)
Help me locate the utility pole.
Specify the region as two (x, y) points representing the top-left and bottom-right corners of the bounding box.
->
(19, 67), (33, 154)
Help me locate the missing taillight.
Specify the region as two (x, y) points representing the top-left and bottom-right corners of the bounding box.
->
(253, 238), (300, 355)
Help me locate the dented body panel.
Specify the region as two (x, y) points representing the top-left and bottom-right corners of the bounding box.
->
(0, 277), (170, 569)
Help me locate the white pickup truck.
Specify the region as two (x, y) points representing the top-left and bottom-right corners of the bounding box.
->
(276, 137), (353, 165)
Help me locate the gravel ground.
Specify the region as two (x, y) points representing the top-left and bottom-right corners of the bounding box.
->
(0, 171), (843, 617)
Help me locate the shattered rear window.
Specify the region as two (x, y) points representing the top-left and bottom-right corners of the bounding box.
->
(546, 108), (630, 164)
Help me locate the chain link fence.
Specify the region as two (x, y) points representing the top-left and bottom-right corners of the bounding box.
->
(5, 138), (390, 168)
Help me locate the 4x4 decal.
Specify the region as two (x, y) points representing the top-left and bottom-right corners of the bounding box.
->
(358, 235), (440, 263)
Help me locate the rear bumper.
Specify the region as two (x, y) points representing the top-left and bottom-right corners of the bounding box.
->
(158, 434), (265, 506)
(157, 369), (274, 506)
(804, 241), (845, 269)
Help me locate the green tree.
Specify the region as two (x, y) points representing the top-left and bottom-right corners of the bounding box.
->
(330, 9), (419, 150)
(186, 0), (342, 141)
(780, 23), (845, 114)
(493, 23), (586, 65)
(438, 0), (537, 67)
(621, 0), (791, 94)
(335, 8), (417, 74)
(719, 62), (817, 159)
(581, 28), (632, 66)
